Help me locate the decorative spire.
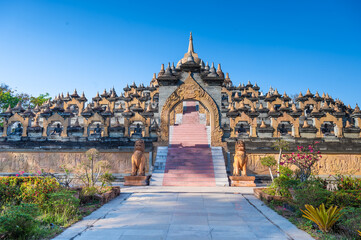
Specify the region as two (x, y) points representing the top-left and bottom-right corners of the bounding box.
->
(188, 32), (194, 53)
(159, 64), (165, 76)
(217, 64), (224, 78)
(260, 120), (267, 128)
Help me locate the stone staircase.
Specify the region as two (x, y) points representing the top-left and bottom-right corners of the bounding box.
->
(149, 146), (168, 186)
(151, 101), (229, 187)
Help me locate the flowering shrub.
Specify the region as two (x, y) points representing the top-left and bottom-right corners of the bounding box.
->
(0, 176), (59, 206)
(334, 174), (361, 191)
(281, 143), (322, 182)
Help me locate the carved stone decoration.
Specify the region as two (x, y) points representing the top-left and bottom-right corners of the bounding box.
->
(233, 140), (248, 176)
(160, 72), (223, 146)
(130, 139), (146, 176)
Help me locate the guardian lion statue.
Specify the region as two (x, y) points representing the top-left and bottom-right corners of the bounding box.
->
(233, 140), (248, 176)
(131, 139), (146, 176)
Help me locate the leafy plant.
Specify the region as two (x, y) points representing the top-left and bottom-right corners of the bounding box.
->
(100, 172), (115, 187)
(301, 203), (343, 233)
(40, 165), (74, 188)
(0, 176), (59, 207)
(279, 165), (294, 178)
(281, 143), (322, 182)
(43, 190), (80, 226)
(272, 139), (289, 177)
(0, 203), (40, 240)
(327, 190), (361, 208)
(75, 148), (110, 187)
(333, 174), (361, 191)
(294, 180), (331, 212)
(335, 207), (361, 238)
(260, 156), (277, 182)
(270, 175), (299, 198)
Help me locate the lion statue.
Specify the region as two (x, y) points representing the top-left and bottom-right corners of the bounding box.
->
(233, 140), (248, 176)
(131, 139), (146, 176)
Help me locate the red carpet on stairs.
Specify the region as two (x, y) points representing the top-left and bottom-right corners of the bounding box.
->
(163, 101), (216, 186)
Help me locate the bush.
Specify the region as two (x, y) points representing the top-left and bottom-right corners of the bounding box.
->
(294, 180), (331, 213)
(279, 165), (294, 178)
(327, 190), (361, 208)
(270, 175), (300, 198)
(0, 203), (40, 240)
(43, 189), (80, 226)
(100, 172), (115, 187)
(0, 176), (59, 207)
(335, 207), (361, 239)
(334, 175), (361, 191)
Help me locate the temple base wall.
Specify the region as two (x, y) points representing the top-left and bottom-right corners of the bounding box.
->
(241, 153), (361, 176)
(0, 150), (150, 174)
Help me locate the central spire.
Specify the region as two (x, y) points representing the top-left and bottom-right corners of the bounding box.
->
(179, 32), (200, 64)
(188, 32), (194, 53)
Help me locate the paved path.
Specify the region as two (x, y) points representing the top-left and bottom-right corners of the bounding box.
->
(54, 189), (313, 240)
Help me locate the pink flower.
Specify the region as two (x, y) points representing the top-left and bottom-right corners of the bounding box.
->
(280, 162), (285, 165)
(16, 174), (19, 177)
(37, 171), (41, 174)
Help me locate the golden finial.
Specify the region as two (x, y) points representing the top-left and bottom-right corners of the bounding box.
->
(260, 120), (267, 128)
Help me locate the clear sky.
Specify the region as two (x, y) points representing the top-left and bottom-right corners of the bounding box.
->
(0, 0), (360, 106)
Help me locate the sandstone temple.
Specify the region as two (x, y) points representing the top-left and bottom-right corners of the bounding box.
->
(1, 33), (360, 185)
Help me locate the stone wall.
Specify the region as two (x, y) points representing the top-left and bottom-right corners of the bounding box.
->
(227, 139), (361, 176)
(0, 150), (150, 174)
(237, 153), (361, 176)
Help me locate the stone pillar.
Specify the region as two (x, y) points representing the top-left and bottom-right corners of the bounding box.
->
(230, 118), (237, 138)
(82, 123), (88, 137)
(251, 121), (257, 137)
(149, 151), (153, 174)
(61, 124), (68, 137)
(123, 119), (129, 137)
(2, 120), (7, 137)
(294, 120), (300, 138)
(42, 120), (48, 137)
(227, 152), (231, 173)
(144, 118), (150, 137)
(22, 119), (29, 137)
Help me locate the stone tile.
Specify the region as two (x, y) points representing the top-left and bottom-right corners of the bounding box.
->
(54, 191), (313, 240)
(171, 215), (208, 225)
(74, 228), (125, 240)
(168, 224), (210, 232)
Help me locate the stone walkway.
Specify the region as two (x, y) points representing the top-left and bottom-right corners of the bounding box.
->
(54, 189), (313, 240)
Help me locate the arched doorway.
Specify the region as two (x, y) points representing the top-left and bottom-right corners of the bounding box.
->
(159, 73), (223, 146)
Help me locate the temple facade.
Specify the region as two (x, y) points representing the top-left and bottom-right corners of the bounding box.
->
(1, 33), (361, 178)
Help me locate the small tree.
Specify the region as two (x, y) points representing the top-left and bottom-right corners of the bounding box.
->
(260, 156), (277, 182)
(76, 148), (110, 187)
(272, 139), (289, 177)
(281, 143), (322, 182)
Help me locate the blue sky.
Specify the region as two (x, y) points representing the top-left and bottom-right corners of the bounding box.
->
(0, 0), (360, 106)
